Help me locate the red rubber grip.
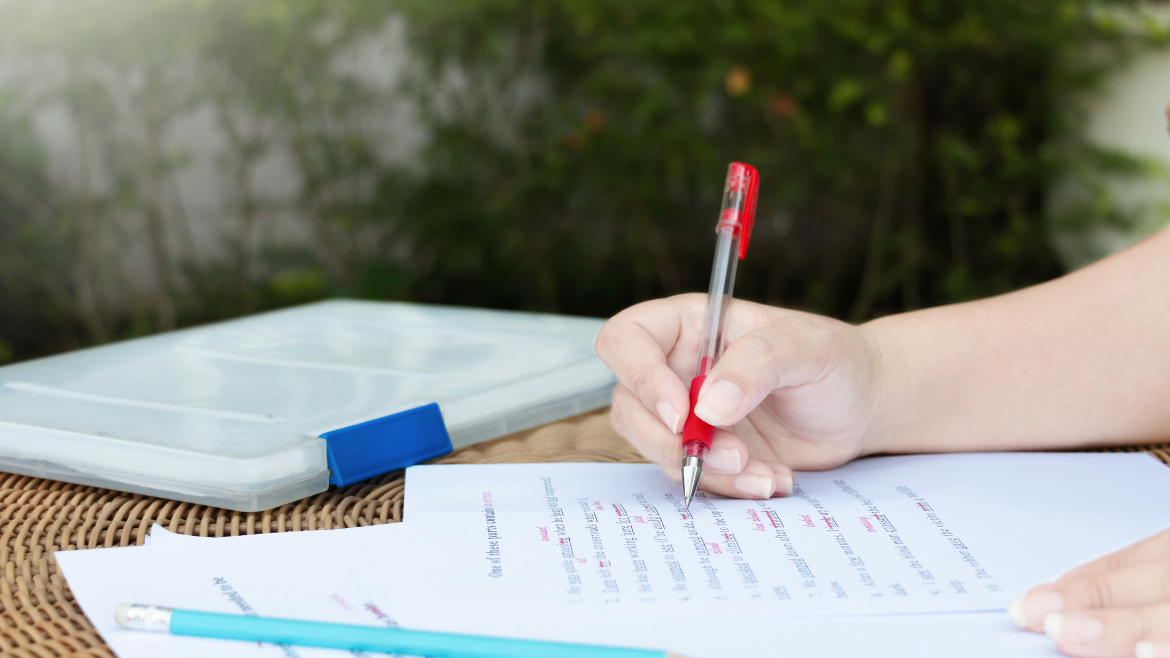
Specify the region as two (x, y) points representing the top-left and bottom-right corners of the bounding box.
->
(682, 375), (714, 450)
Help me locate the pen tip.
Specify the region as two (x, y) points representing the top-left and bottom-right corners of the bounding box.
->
(684, 496), (692, 508)
(681, 455), (704, 509)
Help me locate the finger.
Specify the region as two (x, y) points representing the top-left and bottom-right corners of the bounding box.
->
(693, 315), (838, 427)
(1010, 559), (1170, 632)
(596, 297), (704, 433)
(1044, 604), (1170, 658)
(610, 393), (792, 499)
(705, 429), (751, 475)
(696, 428), (794, 496)
(1059, 530), (1170, 582)
(689, 456), (793, 500)
(612, 384), (741, 473)
(611, 383), (682, 468)
(664, 457), (794, 500)
(761, 457), (796, 496)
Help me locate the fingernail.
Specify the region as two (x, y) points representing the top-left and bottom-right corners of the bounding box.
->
(773, 471), (794, 496)
(1044, 613), (1104, 644)
(1136, 641), (1170, 658)
(1008, 590), (1063, 630)
(694, 380), (744, 425)
(656, 401), (682, 434)
(705, 446), (742, 473)
(734, 474), (773, 499)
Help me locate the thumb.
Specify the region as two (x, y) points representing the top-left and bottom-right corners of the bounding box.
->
(693, 317), (835, 426)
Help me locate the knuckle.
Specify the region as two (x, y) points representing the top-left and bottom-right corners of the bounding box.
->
(775, 312), (817, 334)
(627, 364), (658, 398)
(627, 363), (649, 389)
(1086, 574), (1115, 608)
(593, 321), (617, 358)
(609, 384), (678, 467)
(738, 332), (781, 364)
(609, 394), (630, 436)
(782, 315), (836, 354)
(809, 322), (840, 352)
(736, 329), (797, 388)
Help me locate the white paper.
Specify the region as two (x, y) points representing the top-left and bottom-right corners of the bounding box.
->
(60, 522), (1066, 658)
(441, 613), (1062, 658)
(56, 523), (406, 658)
(400, 453), (1170, 622)
(57, 453), (1170, 658)
(144, 524), (324, 548)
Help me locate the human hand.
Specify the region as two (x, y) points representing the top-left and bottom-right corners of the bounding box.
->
(1010, 528), (1170, 657)
(594, 293), (888, 501)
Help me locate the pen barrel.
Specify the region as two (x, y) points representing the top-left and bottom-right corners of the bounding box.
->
(683, 164), (756, 459)
(693, 226), (739, 378)
(682, 375), (713, 452)
(169, 610), (668, 658)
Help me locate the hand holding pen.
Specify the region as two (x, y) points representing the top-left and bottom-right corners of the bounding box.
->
(595, 166), (886, 501)
(597, 159), (1170, 655)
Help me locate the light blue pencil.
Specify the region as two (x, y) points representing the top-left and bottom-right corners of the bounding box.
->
(115, 604), (689, 658)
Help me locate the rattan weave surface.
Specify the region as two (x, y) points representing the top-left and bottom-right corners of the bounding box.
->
(0, 408), (1165, 657)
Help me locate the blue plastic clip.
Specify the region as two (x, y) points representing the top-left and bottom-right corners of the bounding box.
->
(322, 403), (453, 487)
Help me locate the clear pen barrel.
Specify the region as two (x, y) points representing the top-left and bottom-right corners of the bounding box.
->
(683, 162), (756, 466)
(694, 226), (739, 377)
(693, 164), (751, 378)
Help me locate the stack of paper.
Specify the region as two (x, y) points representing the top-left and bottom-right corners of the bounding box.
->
(56, 453), (1170, 658)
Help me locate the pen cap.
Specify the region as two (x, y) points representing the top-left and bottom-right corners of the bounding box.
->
(716, 162), (759, 260)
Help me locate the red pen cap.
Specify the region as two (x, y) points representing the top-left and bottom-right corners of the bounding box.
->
(716, 162), (759, 260)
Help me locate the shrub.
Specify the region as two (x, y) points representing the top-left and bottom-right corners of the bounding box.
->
(0, 0), (1162, 361)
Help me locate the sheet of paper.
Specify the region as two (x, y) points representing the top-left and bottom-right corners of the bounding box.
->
(441, 613), (1062, 658)
(56, 523), (406, 658)
(60, 524), (1065, 658)
(144, 524), (333, 548)
(58, 453), (1170, 658)
(400, 453), (1170, 622)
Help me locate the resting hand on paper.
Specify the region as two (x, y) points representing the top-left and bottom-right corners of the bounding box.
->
(594, 294), (885, 500)
(1010, 528), (1170, 658)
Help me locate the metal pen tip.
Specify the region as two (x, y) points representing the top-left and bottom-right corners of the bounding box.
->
(681, 455), (703, 510)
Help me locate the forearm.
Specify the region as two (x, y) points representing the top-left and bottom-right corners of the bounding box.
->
(864, 227), (1170, 455)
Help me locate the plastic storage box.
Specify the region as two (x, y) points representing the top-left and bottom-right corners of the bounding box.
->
(0, 301), (616, 511)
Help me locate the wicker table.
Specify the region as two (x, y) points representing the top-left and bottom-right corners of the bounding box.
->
(0, 409), (1165, 658)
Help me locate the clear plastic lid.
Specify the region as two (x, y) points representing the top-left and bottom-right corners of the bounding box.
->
(0, 301), (616, 511)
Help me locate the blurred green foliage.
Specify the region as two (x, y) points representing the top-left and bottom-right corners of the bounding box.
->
(391, 0), (1165, 317)
(0, 0), (1164, 362)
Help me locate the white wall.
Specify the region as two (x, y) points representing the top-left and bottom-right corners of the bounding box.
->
(13, 17), (422, 302)
(1050, 43), (1170, 269)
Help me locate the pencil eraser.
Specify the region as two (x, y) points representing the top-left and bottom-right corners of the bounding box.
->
(114, 603), (131, 628)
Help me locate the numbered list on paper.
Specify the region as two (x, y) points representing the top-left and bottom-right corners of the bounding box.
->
(405, 463), (1007, 620)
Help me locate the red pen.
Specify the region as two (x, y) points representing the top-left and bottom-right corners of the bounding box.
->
(680, 162), (759, 508)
